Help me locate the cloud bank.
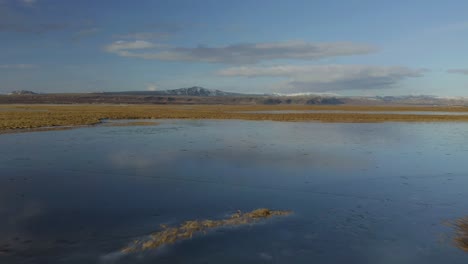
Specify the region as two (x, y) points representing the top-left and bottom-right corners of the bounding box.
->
(0, 21), (68, 33)
(0, 64), (35, 69)
(218, 65), (425, 92)
(113, 32), (171, 40)
(104, 40), (376, 64)
(104, 40), (159, 53)
(447, 69), (468, 75)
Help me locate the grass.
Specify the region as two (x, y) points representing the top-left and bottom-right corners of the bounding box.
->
(121, 208), (292, 253)
(453, 217), (468, 252)
(2, 104), (468, 133)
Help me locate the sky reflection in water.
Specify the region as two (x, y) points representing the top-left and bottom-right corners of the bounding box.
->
(1, 120), (468, 263)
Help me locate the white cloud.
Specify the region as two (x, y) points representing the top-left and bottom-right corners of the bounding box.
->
(146, 82), (158, 91)
(112, 23), (182, 40)
(104, 40), (159, 54)
(104, 40), (376, 64)
(0, 64), (35, 69)
(113, 32), (171, 40)
(218, 64), (425, 92)
(447, 69), (468, 75)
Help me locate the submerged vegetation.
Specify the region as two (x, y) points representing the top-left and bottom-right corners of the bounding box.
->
(121, 208), (292, 254)
(452, 217), (468, 252)
(2, 104), (468, 133)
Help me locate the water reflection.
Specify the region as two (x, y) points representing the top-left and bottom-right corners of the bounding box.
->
(235, 110), (468, 115)
(1, 120), (468, 263)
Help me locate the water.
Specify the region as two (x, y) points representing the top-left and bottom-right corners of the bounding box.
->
(1, 120), (467, 263)
(235, 110), (468, 115)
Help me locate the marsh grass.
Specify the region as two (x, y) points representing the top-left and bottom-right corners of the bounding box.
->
(2, 104), (468, 133)
(453, 217), (468, 252)
(121, 208), (292, 253)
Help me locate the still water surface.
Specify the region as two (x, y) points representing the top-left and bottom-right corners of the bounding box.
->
(235, 110), (468, 115)
(1, 120), (468, 263)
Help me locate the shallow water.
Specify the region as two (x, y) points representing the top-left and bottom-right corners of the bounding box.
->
(1, 120), (468, 263)
(235, 110), (468, 115)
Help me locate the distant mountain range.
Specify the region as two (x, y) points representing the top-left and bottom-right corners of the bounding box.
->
(368, 95), (468, 105)
(4, 87), (468, 106)
(8, 90), (38, 95)
(101, 86), (246, 97)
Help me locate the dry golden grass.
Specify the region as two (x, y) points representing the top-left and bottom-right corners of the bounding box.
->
(121, 208), (292, 253)
(453, 217), (468, 252)
(2, 104), (468, 133)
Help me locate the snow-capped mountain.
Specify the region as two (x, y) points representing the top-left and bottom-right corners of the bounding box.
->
(105, 86), (242, 97)
(155, 86), (239, 96)
(8, 90), (38, 95)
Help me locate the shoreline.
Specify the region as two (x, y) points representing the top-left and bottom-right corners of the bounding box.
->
(3, 104), (468, 134)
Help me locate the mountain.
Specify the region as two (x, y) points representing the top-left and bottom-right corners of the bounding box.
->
(371, 95), (468, 105)
(158, 86), (240, 96)
(104, 86), (244, 97)
(2, 87), (468, 106)
(8, 90), (38, 95)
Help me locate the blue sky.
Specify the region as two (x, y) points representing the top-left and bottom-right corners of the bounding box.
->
(1, 0), (468, 96)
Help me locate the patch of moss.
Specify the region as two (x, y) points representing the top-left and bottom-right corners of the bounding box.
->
(121, 208), (292, 253)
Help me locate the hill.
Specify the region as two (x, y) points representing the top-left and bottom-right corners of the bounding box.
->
(102, 86), (244, 97)
(8, 90), (38, 95)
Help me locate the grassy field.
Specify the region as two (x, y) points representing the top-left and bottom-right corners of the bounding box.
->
(2, 104), (468, 133)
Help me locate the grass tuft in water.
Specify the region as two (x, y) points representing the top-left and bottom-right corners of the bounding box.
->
(121, 208), (291, 253)
(453, 217), (468, 252)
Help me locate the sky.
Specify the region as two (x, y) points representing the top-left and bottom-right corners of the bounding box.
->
(1, 0), (468, 96)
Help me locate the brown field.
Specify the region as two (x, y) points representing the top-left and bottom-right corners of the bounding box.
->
(2, 104), (468, 134)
